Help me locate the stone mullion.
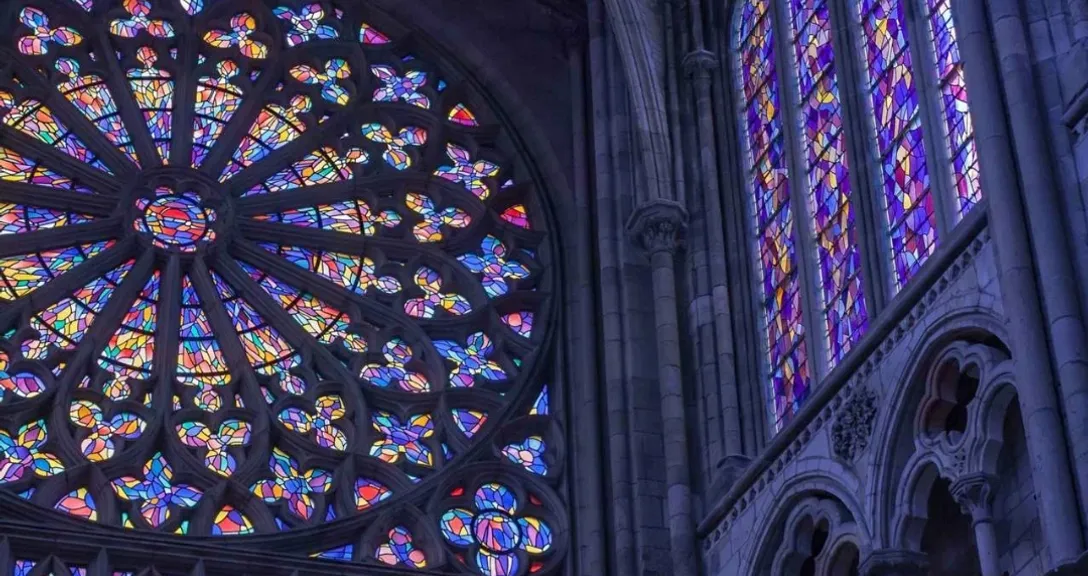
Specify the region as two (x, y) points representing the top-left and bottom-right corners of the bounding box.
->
(0, 181), (118, 216)
(0, 218), (119, 258)
(904, 0), (958, 236)
(168, 27), (198, 169)
(186, 258), (264, 406)
(0, 123), (120, 194)
(152, 255), (181, 417)
(87, 27), (162, 170)
(197, 57), (283, 180)
(207, 252), (369, 410)
(770, 0), (832, 381)
(227, 239), (450, 381)
(234, 181), (356, 215)
(950, 473), (1001, 576)
(214, 103), (360, 196)
(826, 0), (890, 314)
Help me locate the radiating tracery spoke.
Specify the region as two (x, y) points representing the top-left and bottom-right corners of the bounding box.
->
(0, 1), (561, 560)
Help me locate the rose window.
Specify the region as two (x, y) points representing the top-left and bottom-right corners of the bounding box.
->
(0, 1), (565, 574)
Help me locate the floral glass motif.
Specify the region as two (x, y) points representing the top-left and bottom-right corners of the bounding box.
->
(404, 266), (471, 319)
(17, 7), (82, 55)
(290, 58), (352, 105)
(370, 411), (434, 467)
(458, 236), (530, 298)
(435, 143), (500, 200)
(278, 395), (349, 450)
(362, 123), (426, 170)
(251, 447), (331, 520)
(0, 419), (63, 483)
(360, 337), (430, 392)
(112, 452), (202, 528)
(502, 436), (547, 475)
(434, 332), (507, 388)
(176, 419), (251, 477)
(371, 65), (430, 109)
(69, 399), (146, 461)
(273, 3), (338, 47)
(0, 0), (561, 561)
(440, 483), (553, 576)
(406, 192), (470, 242)
(203, 13), (268, 59)
(109, 0), (175, 39)
(376, 526), (427, 568)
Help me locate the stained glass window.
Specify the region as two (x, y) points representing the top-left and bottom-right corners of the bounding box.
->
(0, 2), (563, 574)
(735, 0), (981, 430)
(788, 0), (868, 363)
(736, 0), (812, 428)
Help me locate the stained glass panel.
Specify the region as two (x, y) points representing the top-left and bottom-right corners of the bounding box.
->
(736, 0), (810, 428)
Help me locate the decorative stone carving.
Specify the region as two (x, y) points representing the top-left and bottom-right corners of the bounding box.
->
(682, 48), (718, 79)
(831, 386), (878, 461)
(859, 549), (930, 576)
(950, 472), (997, 522)
(626, 198), (689, 255)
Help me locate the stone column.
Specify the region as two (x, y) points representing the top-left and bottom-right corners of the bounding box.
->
(951, 0), (1086, 563)
(950, 473), (1001, 576)
(627, 198), (697, 576)
(859, 549), (930, 576)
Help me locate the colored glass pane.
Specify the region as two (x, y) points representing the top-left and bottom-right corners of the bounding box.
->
(925, 0), (981, 216)
(55, 58), (139, 165)
(243, 147), (364, 196)
(736, 0), (810, 428)
(127, 47), (174, 164)
(859, 0), (938, 289)
(0, 96), (109, 173)
(221, 95), (311, 180)
(192, 60), (245, 168)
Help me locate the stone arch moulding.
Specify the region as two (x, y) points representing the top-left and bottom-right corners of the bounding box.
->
(745, 464), (871, 575)
(864, 307), (1010, 547)
(0, 0), (574, 575)
(882, 340), (1018, 552)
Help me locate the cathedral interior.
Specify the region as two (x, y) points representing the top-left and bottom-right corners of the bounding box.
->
(0, 0), (1085, 575)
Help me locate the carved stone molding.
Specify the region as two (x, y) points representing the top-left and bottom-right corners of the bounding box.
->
(859, 549), (930, 576)
(682, 48), (718, 79)
(831, 386), (878, 462)
(949, 472), (997, 523)
(626, 198), (689, 255)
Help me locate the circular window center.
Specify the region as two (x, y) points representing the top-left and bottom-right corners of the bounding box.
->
(472, 510), (521, 553)
(134, 189), (217, 251)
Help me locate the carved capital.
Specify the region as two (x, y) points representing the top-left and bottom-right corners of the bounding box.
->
(682, 48), (718, 79)
(950, 472), (997, 523)
(831, 386), (878, 461)
(860, 549), (929, 576)
(626, 199), (689, 255)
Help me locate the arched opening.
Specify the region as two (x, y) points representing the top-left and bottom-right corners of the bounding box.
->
(827, 542), (860, 576)
(921, 477), (981, 575)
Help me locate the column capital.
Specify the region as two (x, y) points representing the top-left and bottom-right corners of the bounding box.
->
(950, 472), (998, 523)
(859, 549), (929, 576)
(682, 48), (718, 79)
(627, 199), (689, 255)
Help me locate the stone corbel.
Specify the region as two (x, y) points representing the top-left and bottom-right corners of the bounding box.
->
(626, 198), (689, 255)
